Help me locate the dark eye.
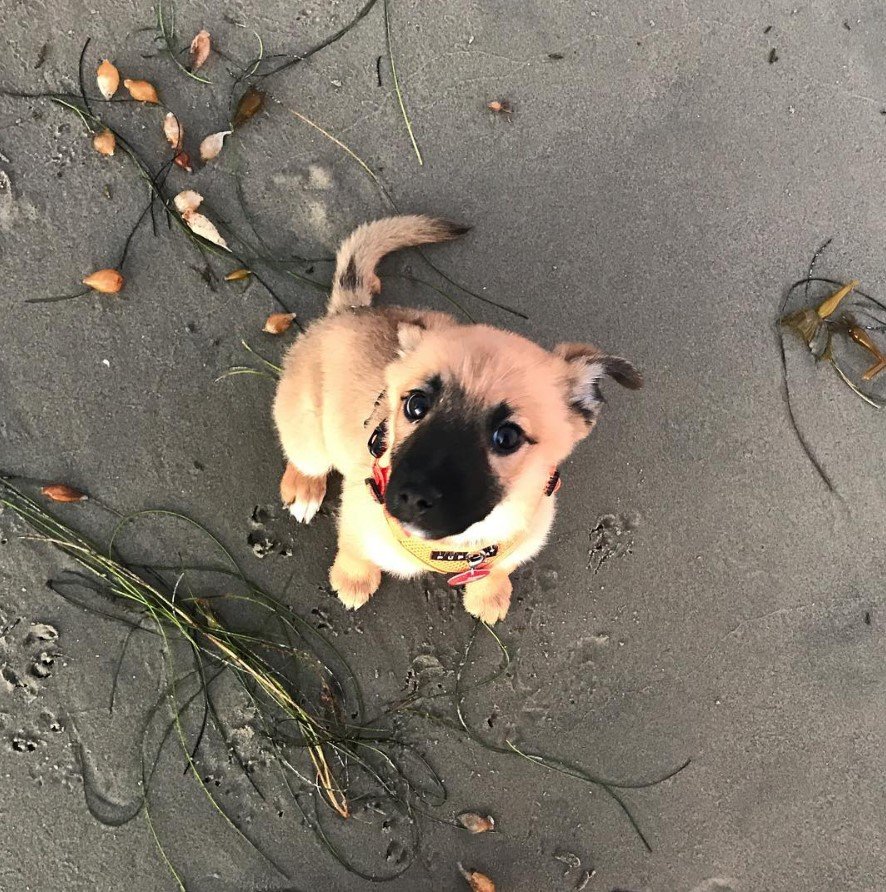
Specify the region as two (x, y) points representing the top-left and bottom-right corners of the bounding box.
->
(404, 391), (430, 421)
(491, 422), (525, 455)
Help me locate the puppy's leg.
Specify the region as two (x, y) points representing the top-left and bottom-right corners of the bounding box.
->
(280, 462), (327, 524)
(462, 571), (513, 623)
(330, 545), (382, 610)
(329, 482), (382, 610)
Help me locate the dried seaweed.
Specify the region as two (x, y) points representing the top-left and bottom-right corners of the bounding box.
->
(0, 477), (444, 884)
(777, 246), (886, 492)
(238, 0), (381, 86)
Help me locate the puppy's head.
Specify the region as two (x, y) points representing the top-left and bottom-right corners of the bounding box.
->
(379, 323), (642, 542)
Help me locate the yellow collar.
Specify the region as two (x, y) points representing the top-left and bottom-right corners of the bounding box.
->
(383, 513), (522, 586)
(365, 423), (560, 586)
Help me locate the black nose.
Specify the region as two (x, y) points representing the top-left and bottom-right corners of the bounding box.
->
(393, 481), (440, 519)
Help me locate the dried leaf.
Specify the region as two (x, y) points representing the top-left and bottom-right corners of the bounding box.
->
(199, 130), (232, 162)
(92, 128), (116, 156)
(816, 279), (859, 319)
(124, 78), (160, 104)
(225, 268), (252, 282)
(173, 151), (193, 172)
(173, 189), (203, 214)
(263, 312), (296, 334)
(189, 29), (211, 71)
(457, 864), (495, 892)
(96, 59), (120, 100)
(487, 100), (512, 115)
(232, 87), (265, 128)
(82, 268), (124, 294)
(163, 112), (183, 150)
(457, 812), (495, 834)
(41, 484), (88, 503)
(182, 210), (229, 251)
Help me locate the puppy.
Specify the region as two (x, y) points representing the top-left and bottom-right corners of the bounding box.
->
(273, 216), (641, 623)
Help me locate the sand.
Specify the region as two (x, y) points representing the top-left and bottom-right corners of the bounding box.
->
(1, 2), (884, 890)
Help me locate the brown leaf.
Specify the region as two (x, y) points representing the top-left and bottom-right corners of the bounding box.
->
(232, 87), (265, 128)
(225, 268), (252, 282)
(173, 189), (203, 214)
(124, 78), (160, 104)
(487, 100), (512, 115)
(199, 130), (231, 162)
(263, 312), (296, 334)
(457, 864), (495, 892)
(189, 30), (211, 71)
(41, 484), (88, 503)
(182, 210), (229, 251)
(163, 112), (183, 150)
(457, 813), (495, 834)
(173, 151), (193, 172)
(92, 128), (116, 156)
(82, 268), (124, 293)
(96, 59), (120, 100)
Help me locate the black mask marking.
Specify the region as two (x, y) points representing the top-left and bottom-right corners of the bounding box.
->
(385, 394), (501, 539)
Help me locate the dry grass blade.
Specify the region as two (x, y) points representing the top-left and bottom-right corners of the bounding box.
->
(0, 477), (447, 883)
(383, 0), (423, 165)
(826, 348), (886, 409)
(0, 479), (350, 818)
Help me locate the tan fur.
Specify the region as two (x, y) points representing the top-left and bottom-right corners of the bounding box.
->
(273, 216), (640, 622)
(327, 215), (466, 315)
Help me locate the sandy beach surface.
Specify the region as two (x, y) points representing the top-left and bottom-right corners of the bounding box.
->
(1, 2), (884, 890)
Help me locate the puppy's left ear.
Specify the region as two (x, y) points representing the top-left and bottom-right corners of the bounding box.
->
(554, 343), (643, 423)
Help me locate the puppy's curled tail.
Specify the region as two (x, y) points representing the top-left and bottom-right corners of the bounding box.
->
(327, 215), (469, 315)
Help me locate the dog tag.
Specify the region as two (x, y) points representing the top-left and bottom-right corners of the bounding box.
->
(447, 564), (491, 587)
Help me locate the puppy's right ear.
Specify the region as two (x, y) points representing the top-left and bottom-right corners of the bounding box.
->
(554, 342), (643, 424)
(397, 322), (425, 355)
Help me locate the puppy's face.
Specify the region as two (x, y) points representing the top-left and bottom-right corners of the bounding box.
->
(379, 324), (642, 541)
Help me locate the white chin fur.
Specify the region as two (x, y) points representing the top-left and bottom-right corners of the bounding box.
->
(400, 523), (432, 539)
(439, 501), (523, 547)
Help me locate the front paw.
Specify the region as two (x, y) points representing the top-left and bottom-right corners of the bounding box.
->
(330, 559), (381, 611)
(462, 575), (512, 624)
(280, 464), (327, 524)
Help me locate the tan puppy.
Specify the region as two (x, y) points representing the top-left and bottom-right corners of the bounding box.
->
(273, 216), (641, 623)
